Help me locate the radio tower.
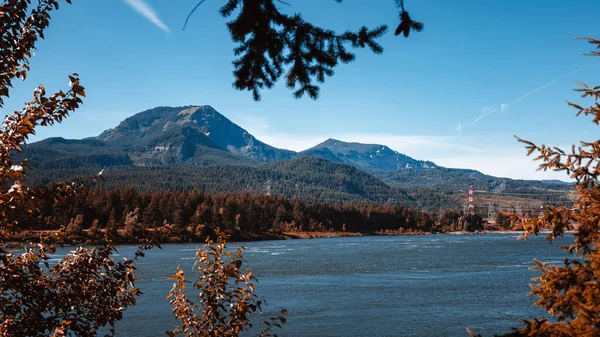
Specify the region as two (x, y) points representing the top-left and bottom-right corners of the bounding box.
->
(467, 186), (475, 215)
(487, 203), (497, 221)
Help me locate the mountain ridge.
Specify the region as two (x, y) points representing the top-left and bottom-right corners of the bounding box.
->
(15, 105), (571, 209)
(300, 138), (437, 171)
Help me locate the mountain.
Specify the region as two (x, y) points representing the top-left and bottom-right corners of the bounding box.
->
(20, 134), (255, 169)
(301, 138), (437, 171)
(15, 105), (572, 210)
(17, 105), (299, 169)
(98, 105), (295, 163)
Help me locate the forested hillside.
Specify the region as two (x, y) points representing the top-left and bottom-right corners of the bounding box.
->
(7, 187), (486, 245)
(25, 157), (416, 206)
(15, 105), (572, 210)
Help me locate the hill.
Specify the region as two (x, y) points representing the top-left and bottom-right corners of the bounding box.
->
(27, 157), (414, 206)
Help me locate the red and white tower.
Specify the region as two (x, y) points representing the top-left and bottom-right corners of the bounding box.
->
(467, 186), (475, 214)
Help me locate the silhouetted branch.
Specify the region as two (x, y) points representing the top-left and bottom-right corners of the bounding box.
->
(182, 0), (208, 31)
(183, 0), (423, 100)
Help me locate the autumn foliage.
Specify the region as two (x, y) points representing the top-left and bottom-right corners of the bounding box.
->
(166, 230), (286, 337)
(0, 1), (145, 336)
(0, 2), (284, 336)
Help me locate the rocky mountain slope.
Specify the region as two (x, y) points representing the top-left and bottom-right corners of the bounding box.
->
(300, 138), (437, 170)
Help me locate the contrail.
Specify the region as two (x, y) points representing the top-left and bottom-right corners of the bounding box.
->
(458, 65), (588, 130)
(123, 0), (170, 33)
(502, 65), (588, 111)
(458, 107), (496, 131)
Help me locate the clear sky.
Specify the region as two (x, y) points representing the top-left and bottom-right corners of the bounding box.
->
(5, 0), (600, 180)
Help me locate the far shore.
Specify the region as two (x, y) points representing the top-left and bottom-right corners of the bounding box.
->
(278, 229), (574, 240)
(1, 229), (575, 249)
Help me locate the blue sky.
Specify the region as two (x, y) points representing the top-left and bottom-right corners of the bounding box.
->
(5, 0), (600, 180)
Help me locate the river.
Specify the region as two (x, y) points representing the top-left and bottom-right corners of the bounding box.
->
(102, 234), (572, 336)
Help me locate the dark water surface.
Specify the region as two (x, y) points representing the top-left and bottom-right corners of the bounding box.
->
(99, 234), (571, 336)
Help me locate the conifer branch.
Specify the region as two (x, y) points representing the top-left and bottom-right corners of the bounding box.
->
(184, 0), (423, 100)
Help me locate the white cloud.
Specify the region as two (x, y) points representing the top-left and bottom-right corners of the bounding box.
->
(123, 0), (170, 33)
(434, 155), (572, 181)
(247, 127), (570, 181)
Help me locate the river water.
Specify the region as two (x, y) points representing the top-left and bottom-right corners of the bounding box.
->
(104, 234), (572, 336)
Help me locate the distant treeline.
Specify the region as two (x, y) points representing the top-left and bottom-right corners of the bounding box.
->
(1, 187), (492, 244)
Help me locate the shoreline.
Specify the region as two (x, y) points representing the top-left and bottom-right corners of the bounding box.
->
(1, 229), (574, 249)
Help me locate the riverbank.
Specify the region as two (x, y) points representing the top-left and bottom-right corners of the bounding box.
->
(2, 227), (574, 249)
(280, 231), (364, 239)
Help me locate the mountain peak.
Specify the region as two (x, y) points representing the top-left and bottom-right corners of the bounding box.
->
(97, 105), (294, 163)
(181, 105), (217, 117)
(304, 138), (437, 171)
(321, 138), (341, 145)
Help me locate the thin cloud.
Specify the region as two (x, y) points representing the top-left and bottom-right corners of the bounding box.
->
(250, 131), (484, 158)
(458, 106), (496, 131)
(435, 155), (571, 181)
(502, 65), (587, 110)
(459, 65), (588, 130)
(123, 0), (170, 33)
(246, 130), (567, 179)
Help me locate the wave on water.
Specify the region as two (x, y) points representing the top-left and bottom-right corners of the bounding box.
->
(176, 248), (197, 252)
(244, 247), (270, 253)
(262, 245), (287, 249)
(270, 252), (285, 255)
